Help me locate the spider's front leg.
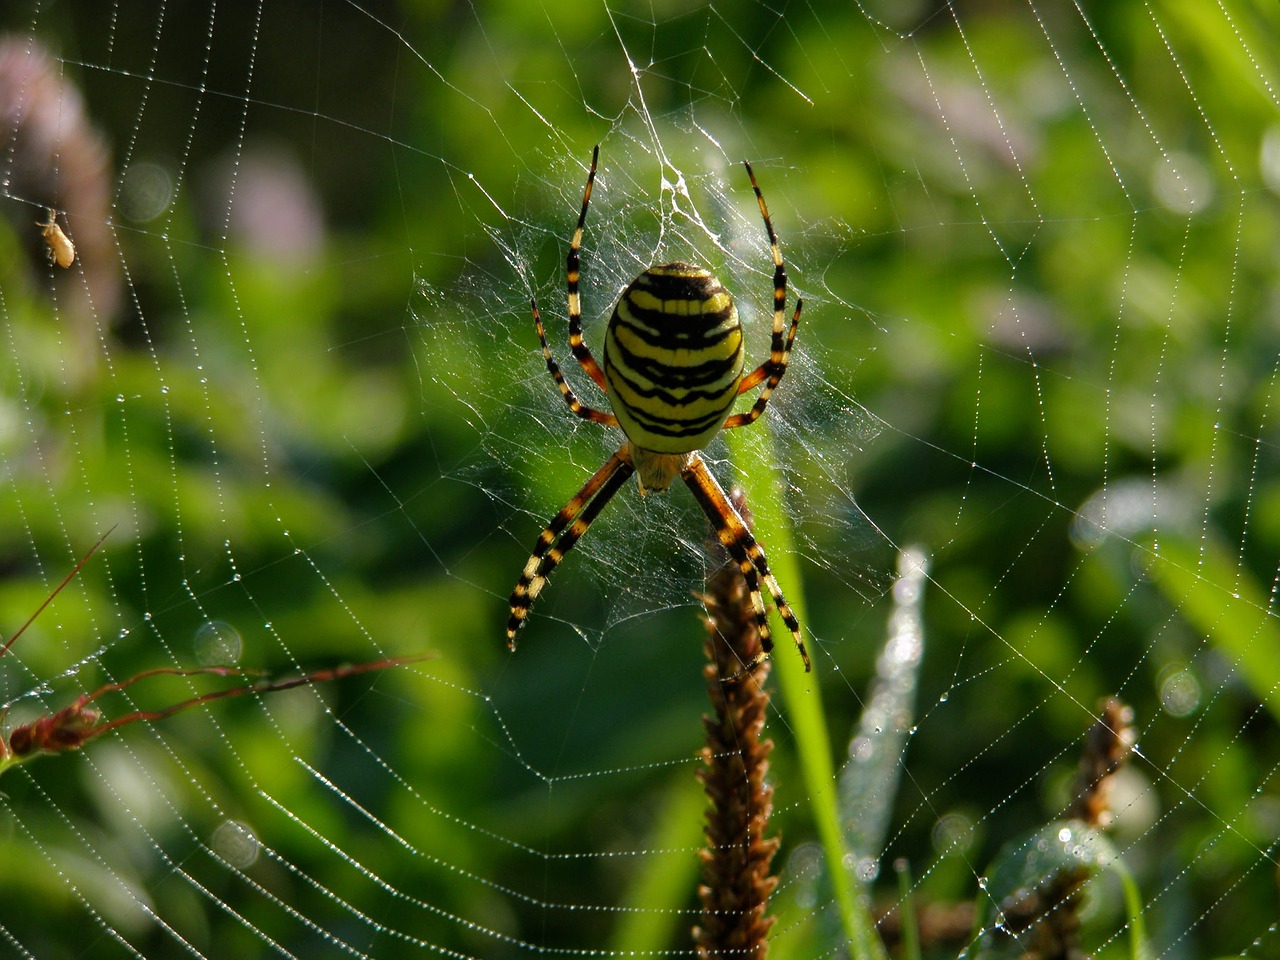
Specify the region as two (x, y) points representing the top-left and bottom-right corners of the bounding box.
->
(683, 454), (811, 674)
(507, 447), (635, 647)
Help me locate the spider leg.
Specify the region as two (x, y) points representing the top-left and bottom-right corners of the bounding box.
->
(532, 298), (617, 425)
(724, 160), (801, 430)
(567, 145), (608, 393)
(680, 458), (773, 668)
(507, 447), (636, 647)
(724, 299), (801, 429)
(682, 453), (811, 673)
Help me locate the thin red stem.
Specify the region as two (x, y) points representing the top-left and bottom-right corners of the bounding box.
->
(4, 653), (433, 761)
(1, 525), (116, 658)
(89, 654), (434, 737)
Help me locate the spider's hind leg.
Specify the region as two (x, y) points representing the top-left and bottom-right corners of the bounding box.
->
(531, 298), (617, 426)
(723, 299), (801, 430)
(566, 145), (608, 393)
(725, 159), (801, 431)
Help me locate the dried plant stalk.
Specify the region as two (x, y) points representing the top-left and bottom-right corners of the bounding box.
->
(692, 489), (779, 959)
(999, 698), (1136, 960)
(1070, 697), (1136, 827)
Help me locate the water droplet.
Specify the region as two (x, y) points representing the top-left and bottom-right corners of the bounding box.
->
(932, 812), (974, 855)
(211, 820), (259, 869)
(193, 620), (243, 666)
(1160, 666), (1201, 717)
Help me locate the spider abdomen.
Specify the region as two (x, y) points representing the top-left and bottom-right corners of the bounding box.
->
(603, 262), (745, 454)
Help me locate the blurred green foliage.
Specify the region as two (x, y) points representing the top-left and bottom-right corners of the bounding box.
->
(2, 0), (1279, 958)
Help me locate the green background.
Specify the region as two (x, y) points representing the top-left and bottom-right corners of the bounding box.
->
(2, 1), (1279, 957)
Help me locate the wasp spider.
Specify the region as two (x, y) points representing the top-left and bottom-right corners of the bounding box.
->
(506, 146), (808, 674)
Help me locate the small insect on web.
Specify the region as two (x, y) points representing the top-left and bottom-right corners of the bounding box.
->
(0, 530), (432, 778)
(505, 146), (809, 677)
(36, 207), (75, 268)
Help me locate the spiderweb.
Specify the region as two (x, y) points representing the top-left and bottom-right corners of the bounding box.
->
(2, 1), (1279, 957)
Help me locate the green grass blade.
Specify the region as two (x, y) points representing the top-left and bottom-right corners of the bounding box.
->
(725, 426), (885, 960)
(1140, 533), (1280, 726)
(609, 772), (707, 953)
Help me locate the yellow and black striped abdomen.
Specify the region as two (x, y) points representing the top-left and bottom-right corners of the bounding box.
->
(603, 262), (745, 453)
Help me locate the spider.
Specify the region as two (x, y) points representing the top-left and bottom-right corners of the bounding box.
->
(506, 146), (808, 675)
